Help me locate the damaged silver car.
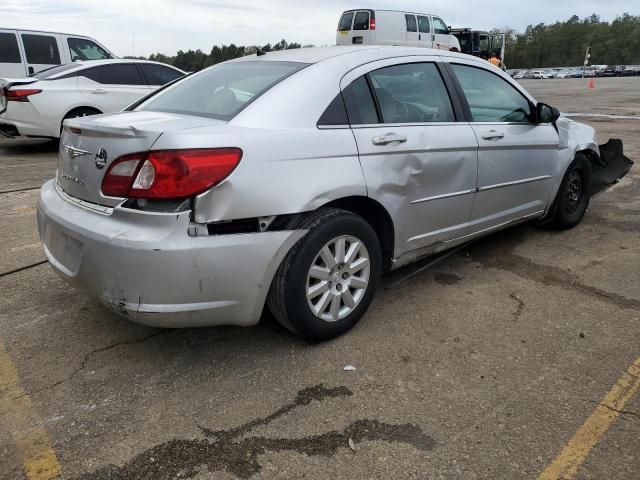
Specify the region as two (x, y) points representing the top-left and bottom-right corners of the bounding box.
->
(37, 46), (632, 341)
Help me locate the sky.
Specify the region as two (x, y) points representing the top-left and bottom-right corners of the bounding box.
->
(2, 0), (636, 57)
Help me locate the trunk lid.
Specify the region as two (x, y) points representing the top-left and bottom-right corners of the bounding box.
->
(57, 111), (225, 207)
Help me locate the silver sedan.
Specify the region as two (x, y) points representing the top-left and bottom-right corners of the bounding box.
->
(37, 46), (632, 341)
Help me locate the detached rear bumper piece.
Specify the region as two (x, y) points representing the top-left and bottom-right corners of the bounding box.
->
(591, 139), (634, 195)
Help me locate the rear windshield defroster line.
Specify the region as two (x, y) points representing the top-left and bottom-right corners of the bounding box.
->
(136, 61), (309, 121)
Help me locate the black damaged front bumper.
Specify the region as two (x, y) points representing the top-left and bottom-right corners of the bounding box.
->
(592, 139), (634, 195)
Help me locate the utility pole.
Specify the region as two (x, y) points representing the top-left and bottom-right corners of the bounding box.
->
(132, 33), (135, 58)
(582, 47), (591, 78)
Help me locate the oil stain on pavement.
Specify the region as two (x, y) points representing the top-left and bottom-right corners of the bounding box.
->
(76, 384), (435, 479)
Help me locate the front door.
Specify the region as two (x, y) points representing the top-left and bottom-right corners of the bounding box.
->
(448, 62), (560, 233)
(20, 33), (62, 75)
(432, 17), (453, 50)
(341, 60), (478, 257)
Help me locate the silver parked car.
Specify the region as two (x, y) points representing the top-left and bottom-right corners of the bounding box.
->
(38, 46), (631, 341)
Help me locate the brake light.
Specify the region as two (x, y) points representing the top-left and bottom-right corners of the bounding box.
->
(7, 89), (42, 102)
(370, 17), (376, 30)
(102, 148), (242, 199)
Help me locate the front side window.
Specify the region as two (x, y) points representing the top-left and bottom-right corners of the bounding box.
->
(451, 64), (532, 123)
(138, 61), (306, 121)
(68, 38), (112, 61)
(353, 11), (370, 31)
(0, 33), (21, 63)
(338, 12), (354, 31)
(405, 15), (418, 33)
(140, 64), (183, 86)
(21, 34), (61, 64)
(82, 64), (144, 85)
(418, 16), (431, 34)
(433, 17), (449, 35)
(369, 63), (455, 123)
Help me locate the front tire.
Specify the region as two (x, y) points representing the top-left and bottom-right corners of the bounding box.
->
(545, 153), (592, 229)
(267, 208), (382, 342)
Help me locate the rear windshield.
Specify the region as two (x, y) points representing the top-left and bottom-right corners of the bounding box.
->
(137, 61), (306, 121)
(31, 63), (81, 79)
(339, 12), (355, 31)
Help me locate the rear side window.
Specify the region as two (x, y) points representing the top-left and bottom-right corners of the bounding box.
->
(21, 34), (61, 64)
(82, 64), (145, 85)
(433, 17), (449, 35)
(342, 76), (379, 125)
(353, 11), (370, 31)
(68, 38), (112, 61)
(418, 16), (431, 34)
(318, 94), (349, 126)
(369, 63), (455, 123)
(138, 61), (306, 121)
(140, 64), (183, 86)
(339, 12), (354, 31)
(32, 63), (80, 79)
(451, 64), (531, 123)
(0, 33), (21, 63)
(405, 15), (418, 33)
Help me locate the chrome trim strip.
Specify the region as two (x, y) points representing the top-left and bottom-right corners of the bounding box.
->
(478, 175), (553, 192)
(410, 188), (476, 204)
(55, 181), (114, 215)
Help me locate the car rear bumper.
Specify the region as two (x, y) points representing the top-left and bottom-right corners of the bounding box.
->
(0, 102), (56, 138)
(37, 180), (304, 328)
(0, 122), (20, 137)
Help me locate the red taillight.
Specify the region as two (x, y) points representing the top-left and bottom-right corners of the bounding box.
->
(370, 17), (376, 30)
(7, 89), (42, 102)
(102, 148), (242, 199)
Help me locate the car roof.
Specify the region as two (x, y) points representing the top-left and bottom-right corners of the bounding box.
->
(0, 27), (96, 39)
(232, 45), (476, 66)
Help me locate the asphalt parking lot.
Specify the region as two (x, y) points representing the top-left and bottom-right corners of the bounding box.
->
(1, 77), (638, 480)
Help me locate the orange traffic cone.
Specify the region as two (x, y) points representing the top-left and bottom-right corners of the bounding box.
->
(588, 79), (595, 89)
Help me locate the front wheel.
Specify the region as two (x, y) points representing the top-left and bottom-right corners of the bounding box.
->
(544, 153), (593, 229)
(267, 208), (382, 342)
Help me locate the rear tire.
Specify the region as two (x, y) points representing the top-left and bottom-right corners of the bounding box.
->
(267, 208), (382, 342)
(60, 107), (101, 135)
(544, 153), (592, 230)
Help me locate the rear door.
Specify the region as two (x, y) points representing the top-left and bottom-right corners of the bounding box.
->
(404, 14), (420, 46)
(77, 63), (153, 112)
(447, 61), (560, 232)
(341, 58), (478, 256)
(417, 16), (433, 48)
(19, 32), (62, 75)
(336, 11), (355, 45)
(0, 30), (26, 77)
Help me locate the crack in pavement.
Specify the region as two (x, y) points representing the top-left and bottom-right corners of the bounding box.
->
(74, 384), (435, 479)
(587, 400), (639, 418)
(509, 292), (525, 321)
(12, 330), (171, 400)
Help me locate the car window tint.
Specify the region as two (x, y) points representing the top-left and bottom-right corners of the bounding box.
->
(87, 64), (145, 85)
(68, 38), (112, 61)
(353, 11), (370, 31)
(318, 94), (349, 126)
(138, 61), (306, 121)
(433, 17), (449, 35)
(418, 16), (431, 34)
(451, 64), (531, 123)
(405, 15), (418, 33)
(368, 63), (455, 123)
(343, 76), (379, 125)
(0, 33), (21, 63)
(339, 12), (354, 31)
(141, 64), (183, 86)
(21, 34), (61, 64)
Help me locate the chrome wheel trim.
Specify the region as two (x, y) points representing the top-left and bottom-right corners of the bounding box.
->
(306, 235), (371, 323)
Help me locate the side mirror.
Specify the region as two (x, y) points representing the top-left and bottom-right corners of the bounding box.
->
(447, 26), (452, 33)
(537, 103), (560, 123)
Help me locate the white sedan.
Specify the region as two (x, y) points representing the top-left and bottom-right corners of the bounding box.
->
(0, 59), (184, 138)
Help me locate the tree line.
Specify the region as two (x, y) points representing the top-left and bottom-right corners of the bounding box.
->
(128, 13), (640, 71)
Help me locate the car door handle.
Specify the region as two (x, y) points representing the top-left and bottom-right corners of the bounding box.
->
(372, 133), (407, 145)
(91, 89), (108, 94)
(481, 130), (505, 140)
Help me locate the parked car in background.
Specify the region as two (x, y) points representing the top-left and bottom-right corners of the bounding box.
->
(0, 28), (115, 77)
(600, 65), (622, 77)
(37, 46), (629, 341)
(513, 70), (526, 79)
(584, 67), (598, 78)
(621, 66), (638, 76)
(336, 9), (460, 51)
(555, 69), (575, 79)
(0, 59), (184, 138)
